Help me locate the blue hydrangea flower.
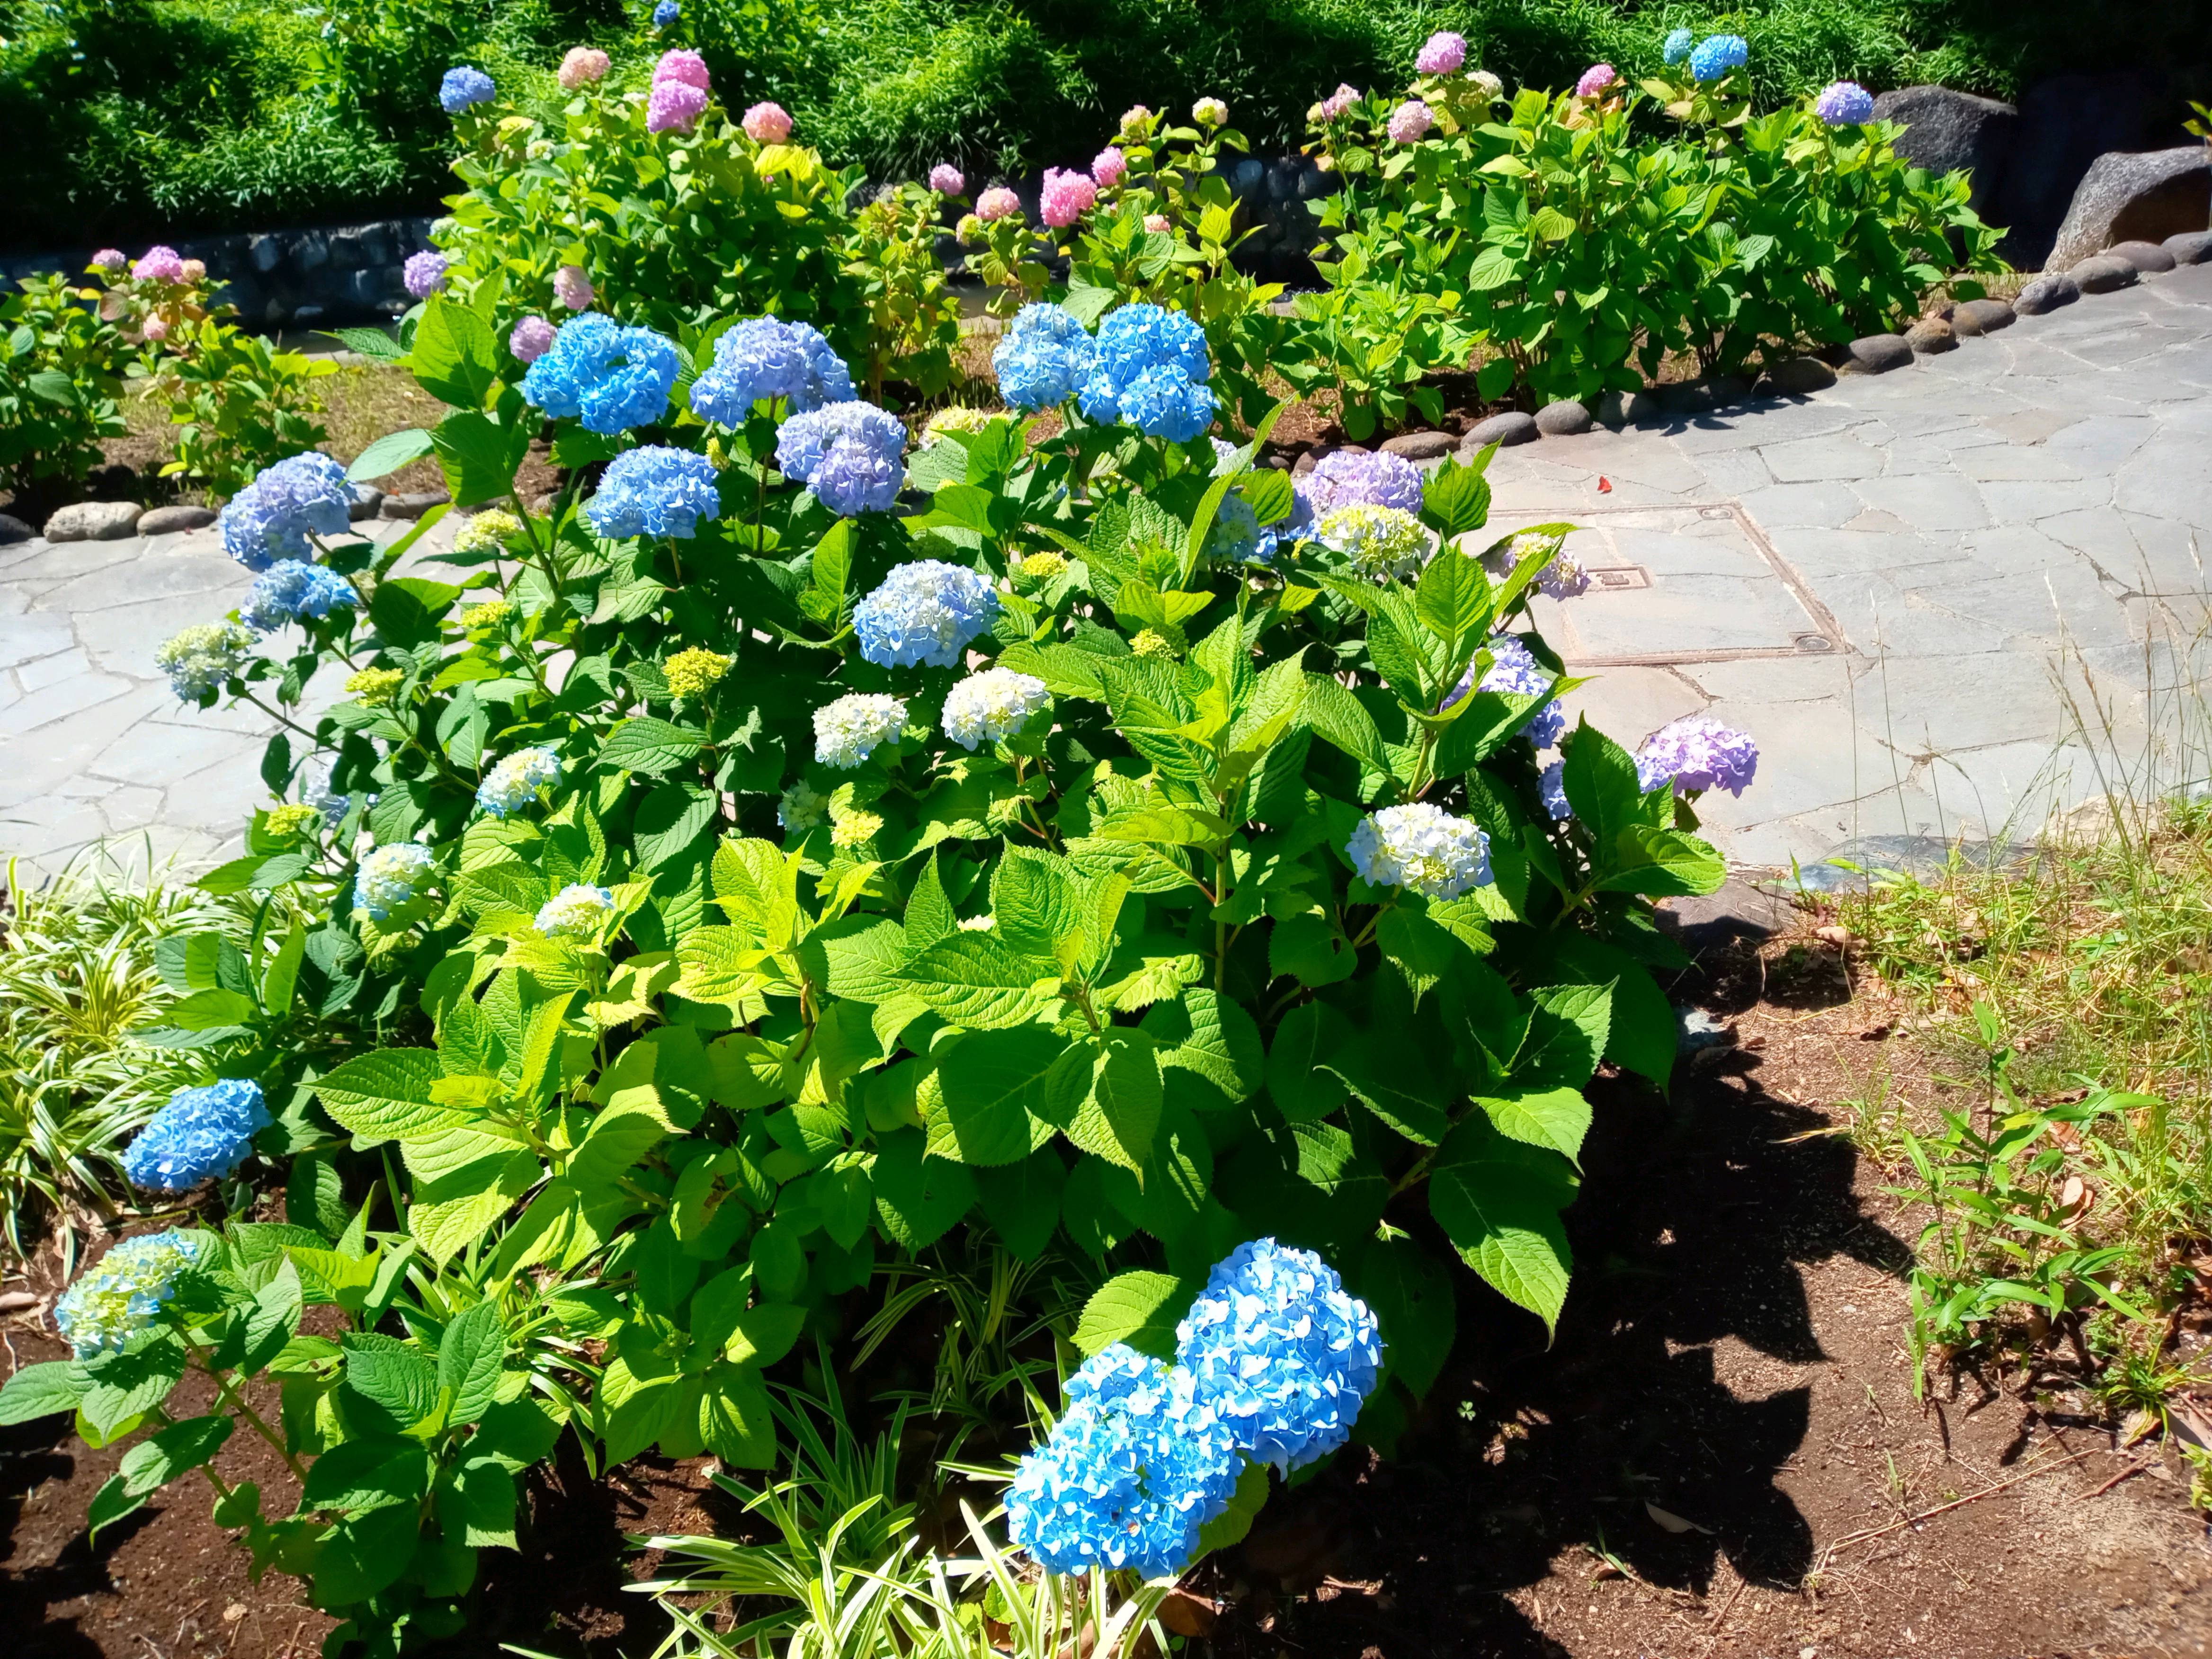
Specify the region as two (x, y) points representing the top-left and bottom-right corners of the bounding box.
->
(1539, 757), (1571, 821)
(775, 401), (908, 516)
(356, 842), (434, 920)
(813, 692), (909, 767)
(1688, 34), (1748, 82)
(1303, 448), (1424, 517)
(1635, 715), (1759, 795)
(241, 560), (357, 632)
(521, 312), (683, 435)
(477, 746), (562, 818)
(122, 1080), (271, 1191)
(1661, 27), (1695, 64)
(54, 1231), (210, 1358)
(1007, 1345), (1244, 1579)
(1078, 303), (1216, 442)
(690, 316), (855, 424)
(1177, 1239), (1383, 1473)
(853, 560), (999, 668)
(155, 622), (254, 700)
(536, 883), (615, 937)
(303, 758), (360, 826)
(1205, 493), (1266, 564)
(993, 303), (1097, 411)
(1346, 803), (1491, 901)
(1815, 80), (1875, 126)
(218, 451), (357, 571)
(586, 446), (722, 539)
(942, 666), (1050, 749)
(652, 0), (679, 25)
(440, 66), (496, 114)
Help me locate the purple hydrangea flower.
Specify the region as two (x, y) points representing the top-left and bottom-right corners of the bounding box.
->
(520, 312), (683, 434)
(587, 445), (722, 539)
(1815, 80), (1875, 126)
(689, 316), (855, 423)
(510, 315), (556, 363)
(1635, 715), (1759, 795)
(1444, 634), (1564, 748)
(123, 1080), (270, 1191)
(776, 401), (908, 516)
(929, 163), (964, 195)
(1303, 447), (1424, 516)
(402, 250), (449, 299)
(1539, 758), (1571, 820)
(440, 66), (496, 114)
(133, 245), (187, 283)
(1387, 99), (1434, 144)
(1577, 63), (1618, 98)
(649, 79), (709, 134)
(1415, 30), (1465, 75)
(1078, 303), (1216, 443)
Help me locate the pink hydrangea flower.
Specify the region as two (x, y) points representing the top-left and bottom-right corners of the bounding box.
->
(134, 246), (187, 283)
(1120, 105), (1152, 135)
(1387, 99), (1434, 145)
(1576, 63), (1618, 98)
(553, 265), (594, 310)
(648, 79), (709, 134)
(510, 316), (556, 363)
(143, 316), (169, 341)
(1320, 83), (1360, 120)
(1091, 147), (1127, 188)
(929, 163), (964, 195)
(91, 249), (126, 272)
(1415, 30), (1466, 75)
(1039, 167), (1097, 228)
(976, 186), (1021, 222)
(653, 49), (710, 89)
(179, 259), (207, 284)
(559, 47), (610, 89)
(742, 101), (791, 143)
(1143, 213), (1171, 234)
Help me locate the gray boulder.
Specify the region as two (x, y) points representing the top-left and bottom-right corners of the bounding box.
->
(2013, 273), (2080, 314)
(1534, 400), (1594, 437)
(2107, 238), (2177, 273)
(44, 500), (144, 541)
(138, 504), (217, 535)
(380, 490), (451, 520)
(348, 486), (385, 520)
(1596, 388), (1662, 427)
(1951, 298), (2016, 334)
(0, 512), (36, 544)
(2045, 147), (2212, 271)
(2167, 230), (2212, 265)
(1998, 72), (2158, 268)
(1870, 86), (2017, 216)
(1659, 380), (1717, 414)
(1379, 429), (1458, 461)
(1905, 317), (1959, 354)
(1763, 356), (1837, 395)
(2069, 254), (2139, 294)
(1464, 411), (1538, 449)
(1843, 334), (1913, 374)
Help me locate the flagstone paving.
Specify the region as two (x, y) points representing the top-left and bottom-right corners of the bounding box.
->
(6, 261), (2212, 882)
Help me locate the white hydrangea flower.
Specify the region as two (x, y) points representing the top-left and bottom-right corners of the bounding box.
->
(535, 883), (614, 938)
(941, 666), (1050, 750)
(959, 914), (995, 931)
(778, 780), (828, 831)
(356, 841), (435, 920)
(812, 692), (909, 768)
(1318, 503), (1433, 581)
(1345, 803), (1491, 899)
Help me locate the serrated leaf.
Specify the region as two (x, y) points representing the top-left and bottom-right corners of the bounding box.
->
(1428, 1113), (1576, 1334)
(315, 1050), (465, 1147)
(1073, 1270), (1198, 1360)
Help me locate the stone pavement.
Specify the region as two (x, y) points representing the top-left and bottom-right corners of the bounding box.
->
(6, 262), (2212, 882)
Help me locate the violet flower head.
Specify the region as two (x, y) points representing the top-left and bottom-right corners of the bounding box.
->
(91, 249), (126, 272)
(402, 251), (449, 299)
(1387, 98), (1435, 144)
(1635, 715), (1759, 796)
(653, 48), (710, 89)
(510, 315), (557, 363)
(929, 163), (965, 195)
(1303, 447), (1424, 516)
(649, 79), (709, 134)
(776, 401), (909, 517)
(1320, 83), (1360, 120)
(1040, 167), (1098, 229)
(134, 245), (187, 283)
(690, 315), (855, 423)
(1415, 31), (1466, 75)
(743, 101), (792, 143)
(1815, 80), (1876, 126)
(553, 265), (594, 311)
(1576, 63), (1618, 98)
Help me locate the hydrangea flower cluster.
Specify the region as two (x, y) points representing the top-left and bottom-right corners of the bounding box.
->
(402, 251), (449, 299)
(347, 666), (404, 705)
(156, 621), (254, 700)
(1347, 801), (1493, 899)
(942, 667), (1050, 749)
(1634, 715), (1759, 795)
(653, 0), (679, 26)
(264, 803), (321, 838)
(587, 446), (722, 539)
(663, 646), (732, 699)
(1018, 550), (1068, 583)
(1130, 628), (1176, 659)
(356, 842), (434, 920)
(853, 560), (999, 667)
(54, 1231), (208, 1358)
(1662, 27), (1695, 64)
(1387, 99), (1435, 145)
(921, 406), (992, 446)
(1007, 1345), (1243, 1580)
(1079, 303), (1216, 442)
(743, 101), (793, 143)
(929, 163), (965, 194)
(1205, 493), (1267, 565)
(778, 780), (828, 832)
(1539, 758), (1572, 820)
(477, 746), (562, 818)
(303, 758), (358, 826)
(1688, 34), (1748, 82)
(1576, 63), (1618, 98)
(536, 883), (615, 938)
(813, 693), (909, 767)
(1040, 167), (1099, 229)
(775, 401), (908, 516)
(829, 799), (884, 849)
(1192, 97), (1228, 127)
(91, 248), (126, 272)
(1455, 633), (1566, 748)
(1178, 1239), (1384, 1473)
(521, 313), (682, 434)
(1304, 448), (1424, 516)
(1091, 147), (1128, 188)
(241, 560), (357, 632)
(560, 46), (611, 88)
(218, 450), (356, 570)
(994, 303), (1095, 410)
(452, 508), (520, 557)
(122, 1079), (270, 1191)
(1815, 80), (1875, 125)
(649, 72), (709, 134)
(553, 265), (595, 311)
(1415, 30), (1465, 74)
(134, 245), (187, 283)
(1318, 82), (1360, 119)
(977, 186), (1022, 222)
(690, 316), (854, 422)
(1486, 530), (1589, 599)
(440, 66), (496, 114)
(1319, 503), (1431, 580)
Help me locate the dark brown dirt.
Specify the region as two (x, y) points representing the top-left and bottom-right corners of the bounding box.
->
(8, 894), (2211, 1658)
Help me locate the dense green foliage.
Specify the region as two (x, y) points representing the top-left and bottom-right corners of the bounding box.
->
(5, 0), (2204, 250)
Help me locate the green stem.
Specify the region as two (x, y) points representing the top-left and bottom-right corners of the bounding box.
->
(238, 690), (321, 747)
(196, 1356), (309, 1484)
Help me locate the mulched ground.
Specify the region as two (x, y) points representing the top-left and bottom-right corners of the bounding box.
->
(6, 891), (2211, 1658)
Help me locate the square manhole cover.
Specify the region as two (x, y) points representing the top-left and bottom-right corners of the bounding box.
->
(1484, 502), (1842, 667)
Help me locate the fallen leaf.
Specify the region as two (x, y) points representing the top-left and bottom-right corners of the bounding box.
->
(2123, 1408), (2161, 1447)
(2168, 1403), (2212, 1451)
(1644, 1501), (1710, 1534)
(1815, 925), (1851, 946)
(1158, 1590), (1218, 1637)
(2054, 1175), (2093, 1222)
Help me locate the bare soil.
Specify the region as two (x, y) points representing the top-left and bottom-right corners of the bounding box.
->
(7, 896), (2211, 1658)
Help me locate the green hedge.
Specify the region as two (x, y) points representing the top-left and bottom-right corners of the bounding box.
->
(4, 0), (2206, 250)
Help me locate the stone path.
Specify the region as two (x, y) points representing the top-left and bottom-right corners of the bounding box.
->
(7, 263), (2212, 881)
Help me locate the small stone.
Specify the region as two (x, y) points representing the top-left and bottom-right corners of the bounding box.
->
(1952, 298), (2016, 334)
(137, 504), (217, 535)
(1596, 388), (1661, 427)
(2106, 238), (2176, 273)
(0, 512), (36, 544)
(44, 500), (144, 541)
(531, 493), (560, 517)
(1464, 410), (1539, 449)
(2069, 254), (2138, 294)
(1706, 375), (1751, 406)
(1904, 317), (1959, 354)
(2165, 230), (2212, 266)
(1660, 380), (1717, 413)
(1290, 450), (1318, 477)
(1379, 429), (1458, 461)
(1843, 334), (1913, 374)
(2014, 273), (2080, 314)
(1764, 356), (1838, 394)
(1534, 399), (1593, 437)
(348, 485), (384, 520)
(379, 490), (450, 520)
